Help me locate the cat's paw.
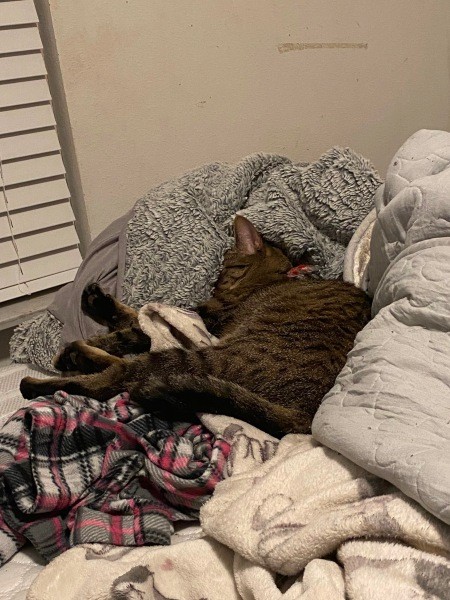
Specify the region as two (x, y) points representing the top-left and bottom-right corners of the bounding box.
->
(81, 283), (117, 324)
(20, 376), (44, 400)
(53, 341), (82, 372)
(54, 340), (103, 374)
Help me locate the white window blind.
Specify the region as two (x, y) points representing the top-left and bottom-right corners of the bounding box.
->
(0, 0), (82, 303)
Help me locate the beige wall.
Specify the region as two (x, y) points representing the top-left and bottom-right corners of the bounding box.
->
(44, 0), (450, 240)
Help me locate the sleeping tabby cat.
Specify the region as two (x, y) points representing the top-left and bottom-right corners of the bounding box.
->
(20, 216), (371, 437)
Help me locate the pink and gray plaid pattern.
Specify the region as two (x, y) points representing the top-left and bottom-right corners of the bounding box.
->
(0, 391), (229, 565)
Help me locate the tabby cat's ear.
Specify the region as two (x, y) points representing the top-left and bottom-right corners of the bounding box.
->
(234, 216), (264, 255)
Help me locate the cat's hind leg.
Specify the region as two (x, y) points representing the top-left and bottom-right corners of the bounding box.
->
(129, 374), (311, 437)
(23, 347), (196, 401)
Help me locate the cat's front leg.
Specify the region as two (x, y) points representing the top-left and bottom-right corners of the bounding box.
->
(54, 327), (151, 374)
(86, 327), (151, 358)
(82, 283), (139, 331)
(53, 340), (123, 373)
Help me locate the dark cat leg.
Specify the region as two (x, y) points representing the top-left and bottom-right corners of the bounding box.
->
(20, 360), (128, 401)
(22, 348), (199, 400)
(54, 284), (149, 373)
(81, 283), (139, 331)
(130, 374), (312, 437)
(53, 340), (124, 374)
(86, 327), (150, 356)
(55, 328), (151, 372)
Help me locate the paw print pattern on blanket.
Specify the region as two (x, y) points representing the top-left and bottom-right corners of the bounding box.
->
(338, 539), (450, 600)
(251, 493), (306, 562)
(222, 423), (279, 476)
(201, 433), (450, 576)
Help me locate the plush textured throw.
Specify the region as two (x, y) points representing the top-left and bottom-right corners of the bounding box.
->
(312, 129), (450, 526)
(11, 148), (381, 371)
(342, 207), (376, 291)
(0, 391), (229, 566)
(27, 416), (450, 600)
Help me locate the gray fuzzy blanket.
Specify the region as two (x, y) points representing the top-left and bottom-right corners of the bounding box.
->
(11, 148), (381, 371)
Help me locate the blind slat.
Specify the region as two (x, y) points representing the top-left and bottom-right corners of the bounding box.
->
(0, 178), (69, 212)
(0, 1), (38, 27)
(0, 79), (51, 109)
(1, 154), (65, 186)
(0, 104), (55, 136)
(0, 224), (80, 264)
(0, 26), (42, 55)
(0, 53), (47, 83)
(1, 247), (82, 289)
(0, 268), (79, 303)
(0, 200), (75, 238)
(0, 129), (60, 161)
(0, 4), (82, 303)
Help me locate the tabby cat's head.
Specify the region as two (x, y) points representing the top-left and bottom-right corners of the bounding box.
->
(212, 216), (292, 306)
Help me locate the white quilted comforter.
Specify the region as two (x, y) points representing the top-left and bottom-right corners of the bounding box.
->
(313, 129), (450, 526)
(0, 549), (45, 600)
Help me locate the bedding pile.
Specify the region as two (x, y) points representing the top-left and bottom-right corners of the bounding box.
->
(0, 298), (229, 584)
(9, 264), (450, 598)
(27, 416), (450, 599)
(5, 130), (450, 598)
(313, 129), (450, 525)
(10, 147), (381, 371)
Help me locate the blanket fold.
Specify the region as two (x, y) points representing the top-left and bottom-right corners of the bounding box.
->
(200, 433), (450, 577)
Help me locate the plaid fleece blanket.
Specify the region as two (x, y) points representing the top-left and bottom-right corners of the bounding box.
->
(0, 391), (229, 566)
